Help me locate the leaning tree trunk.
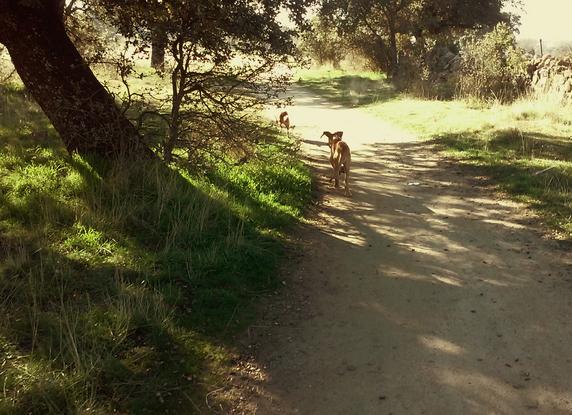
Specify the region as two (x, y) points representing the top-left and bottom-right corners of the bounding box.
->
(0, 1), (151, 159)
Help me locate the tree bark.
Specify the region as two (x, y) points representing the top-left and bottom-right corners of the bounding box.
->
(383, 10), (399, 78)
(387, 27), (398, 77)
(0, 1), (151, 159)
(151, 30), (166, 72)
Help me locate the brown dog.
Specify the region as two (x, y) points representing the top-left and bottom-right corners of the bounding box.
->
(321, 131), (351, 196)
(278, 111), (290, 136)
(321, 131), (343, 141)
(321, 131), (346, 173)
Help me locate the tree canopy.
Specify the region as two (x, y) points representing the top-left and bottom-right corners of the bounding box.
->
(0, 0), (523, 159)
(0, 0), (312, 159)
(319, 0), (518, 74)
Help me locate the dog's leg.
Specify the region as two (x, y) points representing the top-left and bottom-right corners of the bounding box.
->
(329, 156), (335, 182)
(333, 162), (341, 188)
(344, 163), (351, 196)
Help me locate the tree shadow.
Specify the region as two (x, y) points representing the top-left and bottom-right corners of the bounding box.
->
(296, 75), (397, 108)
(432, 129), (572, 237)
(0, 89), (309, 414)
(438, 128), (572, 162)
(247, 137), (572, 414)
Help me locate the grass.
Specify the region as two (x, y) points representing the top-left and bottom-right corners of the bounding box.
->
(0, 84), (311, 414)
(295, 68), (395, 107)
(298, 69), (572, 239)
(367, 96), (572, 238)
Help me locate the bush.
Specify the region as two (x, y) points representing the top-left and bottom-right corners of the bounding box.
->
(458, 23), (529, 102)
(299, 17), (351, 69)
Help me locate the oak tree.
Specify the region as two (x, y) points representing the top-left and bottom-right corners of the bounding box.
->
(320, 0), (516, 75)
(0, 0), (150, 158)
(0, 0), (312, 160)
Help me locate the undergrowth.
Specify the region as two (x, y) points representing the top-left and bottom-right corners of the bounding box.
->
(0, 85), (311, 414)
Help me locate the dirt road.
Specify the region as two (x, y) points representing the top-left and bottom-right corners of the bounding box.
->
(240, 88), (572, 414)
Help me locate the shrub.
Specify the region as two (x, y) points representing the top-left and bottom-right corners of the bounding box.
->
(457, 23), (529, 103)
(299, 17), (351, 69)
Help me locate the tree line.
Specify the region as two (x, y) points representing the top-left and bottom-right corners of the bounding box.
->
(0, 0), (519, 162)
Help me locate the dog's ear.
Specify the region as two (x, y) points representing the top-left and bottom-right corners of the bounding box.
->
(334, 131), (343, 139)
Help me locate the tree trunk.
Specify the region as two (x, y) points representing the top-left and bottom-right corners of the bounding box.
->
(0, 2), (151, 159)
(164, 77), (184, 163)
(151, 30), (167, 72)
(386, 19), (399, 78)
(389, 34), (398, 74)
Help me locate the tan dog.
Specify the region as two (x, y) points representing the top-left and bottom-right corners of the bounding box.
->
(321, 131), (343, 141)
(278, 111), (290, 136)
(321, 131), (346, 173)
(321, 131), (351, 196)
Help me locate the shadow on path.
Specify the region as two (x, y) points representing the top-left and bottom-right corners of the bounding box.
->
(245, 88), (572, 415)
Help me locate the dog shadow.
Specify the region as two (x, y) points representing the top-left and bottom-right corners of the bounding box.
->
(302, 139), (328, 147)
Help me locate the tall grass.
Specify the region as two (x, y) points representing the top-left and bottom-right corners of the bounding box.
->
(0, 86), (311, 413)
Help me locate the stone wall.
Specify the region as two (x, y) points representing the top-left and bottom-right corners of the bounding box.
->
(527, 55), (572, 99)
(410, 48), (572, 101)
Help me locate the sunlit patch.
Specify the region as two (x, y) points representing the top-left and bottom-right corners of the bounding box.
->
(531, 388), (572, 413)
(419, 335), (464, 355)
(379, 269), (423, 282)
(479, 278), (510, 287)
(433, 274), (464, 287)
(482, 219), (526, 229)
(317, 212), (368, 246)
(433, 368), (518, 413)
(320, 227), (367, 246)
(433, 366), (572, 414)
(266, 91), (417, 149)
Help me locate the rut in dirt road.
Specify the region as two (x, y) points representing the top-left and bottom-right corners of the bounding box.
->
(244, 88), (572, 415)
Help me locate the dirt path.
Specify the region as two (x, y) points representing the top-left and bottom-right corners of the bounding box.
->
(239, 88), (572, 414)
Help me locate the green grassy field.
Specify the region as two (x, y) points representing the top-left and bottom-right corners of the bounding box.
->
(297, 69), (572, 239)
(0, 84), (311, 414)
